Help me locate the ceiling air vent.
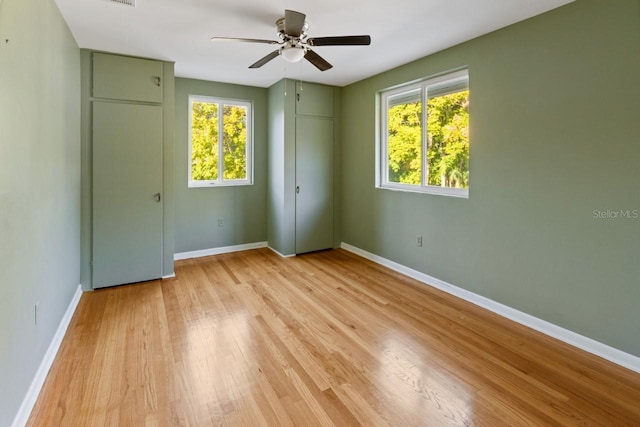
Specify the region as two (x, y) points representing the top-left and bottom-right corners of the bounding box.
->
(105, 0), (135, 7)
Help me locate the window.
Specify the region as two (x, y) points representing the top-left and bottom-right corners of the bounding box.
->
(188, 95), (253, 187)
(379, 69), (469, 197)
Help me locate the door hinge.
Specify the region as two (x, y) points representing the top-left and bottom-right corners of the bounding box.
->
(297, 93), (300, 102)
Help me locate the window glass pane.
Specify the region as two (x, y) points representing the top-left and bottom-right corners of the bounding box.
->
(191, 101), (218, 181)
(426, 89), (469, 189)
(387, 90), (422, 185)
(222, 104), (248, 181)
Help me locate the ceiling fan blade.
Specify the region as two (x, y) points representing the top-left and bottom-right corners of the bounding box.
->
(307, 35), (371, 46)
(285, 9), (306, 37)
(304, 49), (333, 71)
(249, 49), (281, 69)
(211, 37), (280, 45)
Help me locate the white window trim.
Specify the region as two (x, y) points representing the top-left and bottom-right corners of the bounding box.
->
(377, 69), (469, 198)
(188, 95), (254, 188)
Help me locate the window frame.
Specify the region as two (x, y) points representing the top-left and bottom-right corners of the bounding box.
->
(378, 69), (469, 198)
(188, 94), (254, 188)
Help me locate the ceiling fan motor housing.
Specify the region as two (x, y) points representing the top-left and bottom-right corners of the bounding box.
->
(276, 17), (309, 41)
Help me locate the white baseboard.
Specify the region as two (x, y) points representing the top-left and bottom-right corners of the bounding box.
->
(340, 242), (640, 374)
(12, 284), (83, 427)
(174, 241), (268, 261)
(267, 246), (296, 258)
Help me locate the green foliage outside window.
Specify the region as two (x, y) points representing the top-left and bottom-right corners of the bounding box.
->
(222, 105), (248, 180)
(191, 101), (247, 182)
(387, 100), (422, 185)
(427, 91), (469, 188)
(387, 90), (469, 189)
(191, 101), (219, 180)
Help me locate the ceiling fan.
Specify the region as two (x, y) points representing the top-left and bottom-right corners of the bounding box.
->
(211, 9), (371, 71)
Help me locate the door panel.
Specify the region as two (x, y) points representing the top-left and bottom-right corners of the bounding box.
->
(295, 82), (334, 118)
(92, 102), (163, 288)
(295, 117), (334, 254)
(92, 53), (163, 103)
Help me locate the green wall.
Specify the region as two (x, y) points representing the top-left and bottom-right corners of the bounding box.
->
(341, 0), (640, 356)
(267, 80), (288, 254)
(267, 79), (297, 256)
(0, 0), (81, 424)
(174, 78), (268, 253)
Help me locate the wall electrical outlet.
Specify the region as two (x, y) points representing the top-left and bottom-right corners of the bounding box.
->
(416, 235), (423, 247)
(218, 218), (224, 227)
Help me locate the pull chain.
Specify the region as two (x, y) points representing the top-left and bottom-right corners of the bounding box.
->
(299, 59), (303, 93)
(284, 60), (288, 96)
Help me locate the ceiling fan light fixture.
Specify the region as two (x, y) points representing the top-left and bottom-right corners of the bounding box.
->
(281, 46), (305, 63)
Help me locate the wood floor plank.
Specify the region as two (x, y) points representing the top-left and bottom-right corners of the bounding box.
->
(27, 248), (640, 426)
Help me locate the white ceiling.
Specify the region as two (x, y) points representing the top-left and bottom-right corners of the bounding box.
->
(54, 0), (573, 88)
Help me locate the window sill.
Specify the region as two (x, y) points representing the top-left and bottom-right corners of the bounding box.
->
(188, 180), (253, 188)
(377, 183), (469, 199)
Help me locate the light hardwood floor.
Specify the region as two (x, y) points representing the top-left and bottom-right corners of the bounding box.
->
(28, 248), (640, 426)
